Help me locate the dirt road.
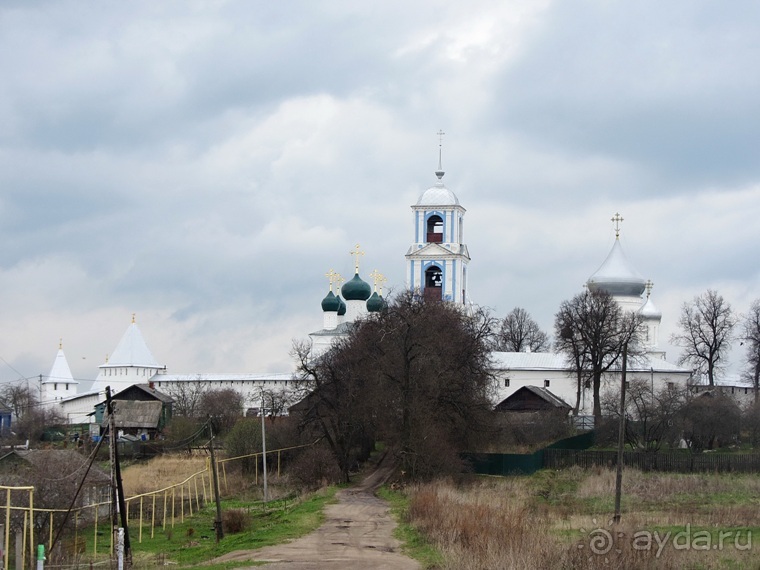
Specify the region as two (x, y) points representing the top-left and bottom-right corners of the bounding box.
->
(209, 458), (421, 569)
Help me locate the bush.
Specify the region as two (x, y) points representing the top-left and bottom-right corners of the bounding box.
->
(222, 508), (251, 534)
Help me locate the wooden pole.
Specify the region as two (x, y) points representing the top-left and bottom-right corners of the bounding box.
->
(613, 344), (628, 524)
(208, 420), (224, 542)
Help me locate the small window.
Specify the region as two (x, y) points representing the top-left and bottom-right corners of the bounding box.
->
(731, 386), (735, 394)
(667, 382), (675, 391)
(504, 378), (510, 387)
(625, 381), (630, 389)
(54, 383), (58, 391)
(544, 380), (550, 388)
(745, 388), (749, 395)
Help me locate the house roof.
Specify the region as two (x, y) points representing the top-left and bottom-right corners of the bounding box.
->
(495, 386), (572, 411)
(111, 383), (174, 403)
(109, 400), (163, 428)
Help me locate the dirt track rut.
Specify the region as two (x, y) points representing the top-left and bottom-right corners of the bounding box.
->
(209, 458), (420, 569)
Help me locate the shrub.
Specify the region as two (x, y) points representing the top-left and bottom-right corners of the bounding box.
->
(222, 508), (251, 534)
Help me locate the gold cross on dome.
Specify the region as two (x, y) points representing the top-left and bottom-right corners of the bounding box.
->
(611, 212), (624, 238)
(349, 243), (365, 273)
(369, 269), (387, 293)
(325, 269), (338, 291)
(437, 129), (445, 145)
(645, 279), (654, 298)
(334, 273), (345, 290)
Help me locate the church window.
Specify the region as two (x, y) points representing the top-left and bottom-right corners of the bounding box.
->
(504, 379), (510, 387)
(426, 215), (444, 243)
(54, 383), (58, 391)
(544, 380), (550, 388)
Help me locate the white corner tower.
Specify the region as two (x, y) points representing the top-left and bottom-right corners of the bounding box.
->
(90, 314), (165, 395)
(405, 131), (470, 303)
(40, 339), (79, 407)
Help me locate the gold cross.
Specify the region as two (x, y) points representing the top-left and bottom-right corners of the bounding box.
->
(645, 279), (654, 298)
(349, 243), (365, 273)
(334, 273), (345, 291)
(437, 129), (445, 145)
(369, 269), (387, 294)
(132, 313), (136, 324)
(611, 212), (624, 238)
(325, 269), (338, 291)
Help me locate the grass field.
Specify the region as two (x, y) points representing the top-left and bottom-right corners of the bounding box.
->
(61, 456), (760, 569)
(390, 467), (760, 569)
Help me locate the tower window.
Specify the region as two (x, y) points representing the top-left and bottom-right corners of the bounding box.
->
(544, 380), (550, 388)
(424, 266), (443, 301)
(426, 215), (444, 243)
(504, 378), (510, 387)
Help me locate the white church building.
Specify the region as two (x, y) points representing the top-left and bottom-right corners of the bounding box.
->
(490, 216), (692, 417)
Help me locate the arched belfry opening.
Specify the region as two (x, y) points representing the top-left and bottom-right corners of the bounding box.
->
(426, 215), (444, 243)
(424, 265), (443, 300)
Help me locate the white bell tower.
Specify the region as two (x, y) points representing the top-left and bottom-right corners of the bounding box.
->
(405, 131), (470, 303)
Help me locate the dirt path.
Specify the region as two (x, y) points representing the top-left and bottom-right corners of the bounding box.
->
(209, 456), (421, 569)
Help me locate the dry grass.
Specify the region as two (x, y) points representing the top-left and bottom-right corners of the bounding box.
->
(121, 456), (209, 496)
(405, 470), (760, 569)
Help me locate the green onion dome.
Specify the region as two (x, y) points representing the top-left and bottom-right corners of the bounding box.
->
(341, 273), (372, 301)
(366, 292), (384, 312)
(321, 290), (340, 312)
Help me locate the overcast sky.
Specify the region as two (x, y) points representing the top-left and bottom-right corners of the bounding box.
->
(1, 0), (759, 390)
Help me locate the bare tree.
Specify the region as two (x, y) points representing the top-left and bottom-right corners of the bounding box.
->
(671, 290), (736, 386)
(742, 299), (760, 402)
(554, 290), (644, 423)
(602, 379), (686, 451)
(292, 291), (496, 481)
(1, 382), (37, 420)
(292, 336), (375, 483)
(199, 388), (245, 435)
(163, 378), (208, 417)
(680, 391), (741, 452)
(494, 307), (550, 352)
(355, 292), (496, 478)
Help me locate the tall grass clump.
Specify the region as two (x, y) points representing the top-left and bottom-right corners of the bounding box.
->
(407, 478), (566, 569)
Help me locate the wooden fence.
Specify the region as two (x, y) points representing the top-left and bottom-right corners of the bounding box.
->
(0, 438), (320, 565)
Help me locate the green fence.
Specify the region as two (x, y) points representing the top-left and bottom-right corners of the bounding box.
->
(462, 430), (596, 476)
(464, 431), (760, 476)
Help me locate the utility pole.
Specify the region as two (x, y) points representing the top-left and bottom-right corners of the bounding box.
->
(208, 419), (224, 542)
(261, 393), (268, 504)
(613, 344), (628, 524)
(106, 387), (131, 565)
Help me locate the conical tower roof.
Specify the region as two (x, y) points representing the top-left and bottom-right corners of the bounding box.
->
(44, 343), (78, 386)
(103, 317), (160, 368)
